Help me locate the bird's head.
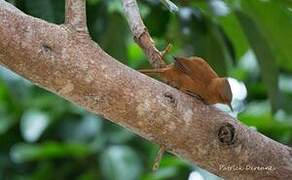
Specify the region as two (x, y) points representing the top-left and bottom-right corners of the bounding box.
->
(216, 78), (233, 111)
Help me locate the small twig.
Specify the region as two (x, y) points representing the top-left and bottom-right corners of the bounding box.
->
(152, 146), (166, 171)
(122, 0), (167, 68)
(65, 0), (88, 33)
(161, 43), (172, 59)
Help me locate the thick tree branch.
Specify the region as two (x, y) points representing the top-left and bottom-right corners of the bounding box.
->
(65, 0), (88, 33)
(122, 0), (166, 68)
(0, 1), (292, 179)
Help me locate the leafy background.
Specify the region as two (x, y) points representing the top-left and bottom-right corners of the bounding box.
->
(1, 0), (292, 179)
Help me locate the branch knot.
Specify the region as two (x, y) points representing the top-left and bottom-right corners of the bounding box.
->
(218, 123), (236, 145)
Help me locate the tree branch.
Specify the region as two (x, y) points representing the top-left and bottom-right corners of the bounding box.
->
(122, 0), (166, 68)
(65, 0), (88, 33)
(0, 1), (292, 179)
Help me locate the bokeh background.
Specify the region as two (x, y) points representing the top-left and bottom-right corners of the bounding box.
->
(1, 0), (292, 179)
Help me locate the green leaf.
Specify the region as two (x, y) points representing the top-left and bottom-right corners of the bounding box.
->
(239, 0), (292, 72)
(236, 10), (281, 112)
(127, 42), (146, 69)
(0, 81), (18, 135)
(0, 112), (15, 135)
(239, 101), (292, 143)
(24, 0), (55, 22)
(178, 8), (233, 76)
(100, 13), (129, 64)
(104, 123), (134, 144)
(203, 21), (234, 76)
(100, 146), (142, 180)
(24, 92), (72, 120)
(87, 0), (101, 5)
(51, 0), (65, 24)
(59, 114), (103, 144)
(87, 1), (108, 42)
(144, 4), (171, 37)
(10, 142), (90, 163)
(142, 167), (178, 180)
(107, 0), (123, 13)
(20, 110), (49, 142)
(217, 12), (249, 60)
(159, 155), (187, 168)
(23, 0), (64, 23)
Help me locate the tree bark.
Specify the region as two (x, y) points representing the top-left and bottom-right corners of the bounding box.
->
(0, 1), (291, 179)
(122, 0), (166, 68)
(65, 0), (88, 33)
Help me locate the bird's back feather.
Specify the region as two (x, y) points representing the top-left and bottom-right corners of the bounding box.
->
(174, 57), (218, 85)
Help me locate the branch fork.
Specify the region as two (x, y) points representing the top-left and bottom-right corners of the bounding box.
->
(122, 0), (170, 68)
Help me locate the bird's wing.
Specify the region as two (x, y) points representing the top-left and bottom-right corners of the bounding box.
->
(174, 57), (219, 83)
(174, 58), (192, 76)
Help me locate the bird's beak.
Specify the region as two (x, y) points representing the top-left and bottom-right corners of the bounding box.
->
(228, 103), (233, 112)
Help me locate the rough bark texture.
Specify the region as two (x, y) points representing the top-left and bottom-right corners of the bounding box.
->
(65, 0), (88, 33)
(0, 1), (292, 179)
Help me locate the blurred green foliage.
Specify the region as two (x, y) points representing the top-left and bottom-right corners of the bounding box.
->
(1, 0), (292, 179)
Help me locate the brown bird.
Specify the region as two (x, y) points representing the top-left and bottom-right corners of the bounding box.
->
(139, 56), (233, 111)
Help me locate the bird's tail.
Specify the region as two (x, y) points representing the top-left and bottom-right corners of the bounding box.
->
(138, 67), (169, 75)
